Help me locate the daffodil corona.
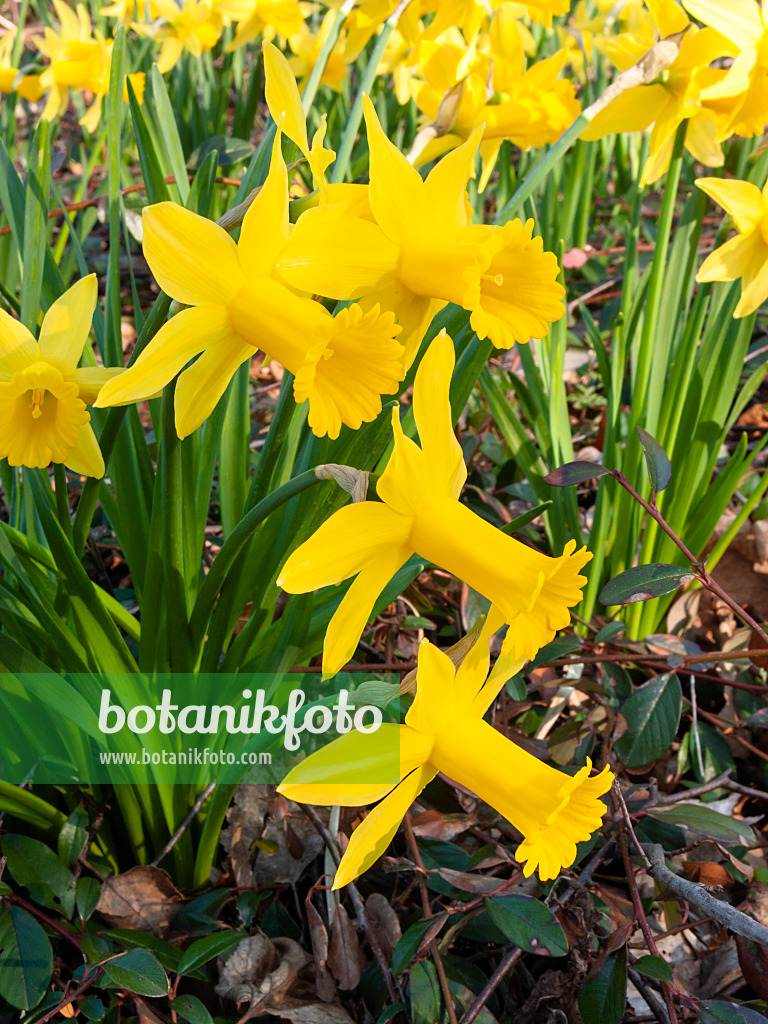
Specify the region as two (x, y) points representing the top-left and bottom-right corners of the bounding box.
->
(95, 133), (404, 440)
(278, 333), (591, 677)
(279, 629), (613, 887)
(0, 276), (121, 477)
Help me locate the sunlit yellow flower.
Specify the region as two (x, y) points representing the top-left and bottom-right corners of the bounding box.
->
(0, 31), (43, 101)
(278, 95), (564, 363)
(695, 175), (768, 317)
(33, 0), (145, 132)
(95, 133), (404, 440)
(279, 628), (613, 886)
(683, 0), (768, 139)
(278, 333), (591, 677)
(580, 0), (731, 185)
(100, 0), (143, 25)
(409, 14), (581, 189)
(287, 10), (347, 90)
(220, 0), (304, 50)
(137, 0), (223, 73)
(0, 277), (121, 477)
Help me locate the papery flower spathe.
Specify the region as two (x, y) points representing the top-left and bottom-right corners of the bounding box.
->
(95, 133), (404, 440)
(695, 174), (768, 317)
(0, 276), (122, 477)
(278, 332), (591, 677)
(277, 95), (565, 363)
(278, 627), (613, 886)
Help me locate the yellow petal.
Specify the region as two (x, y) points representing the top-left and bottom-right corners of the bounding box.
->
(278, 500), (411, 592)
(412, 331), (467, 500)
(685, 116), (724, 169)
(263, 40), (309, 157)
(142, 203), (244, 307)
(157, 36), (184, 74)
(175, 334), (254, 438)
(72, 366), (125, 404)
(696, 226), (765, 283)
(0, 310), (39, 375)
(682, 0), (762, 49)
(478, 138), (503, 194)
(695, 176), (766, 233)
(423, 125), (483, 229)
(94, 305), (230, 407)
(405, 639), (458, 736)
(360, 288), (445, 369)
(276, 208), (399, 299)
(238, 131), (293, 275)
(580, 85), (667, 140)
(309, 115), (336, 187)
(376, 405), (433, 516)
(277, 723), (433, 806)
(65, 422), (105, 478)
(38, 275), (98, 367)
(363, 93), (426, 245)
(332, 764), (437, 889)
(736, 242), (768, 316)
(322, 545), (414, 678)
(646, 0), (689, 35)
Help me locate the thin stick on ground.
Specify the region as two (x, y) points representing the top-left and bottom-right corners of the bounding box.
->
(151, 782), (216, 867)
(613, 788), (679, 1024)
(404, 812), (459, 1024)
(460, 947), (523, 1024)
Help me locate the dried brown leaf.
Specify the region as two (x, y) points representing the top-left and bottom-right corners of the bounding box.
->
(327, 905), (361, 991)
(95, 865), (185, 936)
(363, 893), (401, 961)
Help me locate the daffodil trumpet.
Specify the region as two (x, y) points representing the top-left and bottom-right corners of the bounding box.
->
(0, 276), (122, 477)
(278, 331), (591, 677)
(94, 130), (405, 441)
(278, 627), (613, 888)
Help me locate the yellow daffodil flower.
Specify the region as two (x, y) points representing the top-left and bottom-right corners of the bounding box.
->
(100, 0), (143, 25)
(95, 133), (404, 440)
(695, 175), (768, 317)
(0, 31), (43, 101)
(410, 15), (581, 188)
(277, 95), (564, 363)
(0, 277), (121, 477)
(33, 0), (145, 132)
(287, 10), (347, 91)
(278, 332), (591, 677)
(137, 0), (223, 74)
(580, 0), (731, 185)
(279, 627), (613, 886)
(219, 0), (304, 50)
(682, 0), (768, 139)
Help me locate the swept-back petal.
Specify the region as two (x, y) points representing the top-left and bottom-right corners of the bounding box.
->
(322, 545), (414, 678)
(277, 209), (399, 299)
(72, 366), (125, 404)
(0, 310), (39, 376)
(363, 93), (426, 245)
(142, 203), (243, 306)
(65, 422), (105, 479)
(423, 125), (483, 230)
(412, 331), (466, 500)
(38, 275), (98, 367)
(332, 764), (437, 889)
(238, 131), (292, 276)
(682, 0), (762, 49)
(263, 40), (309, 157)
(405, 639), (458, 736)
(695, 176), (766, 233)
(580, 85), (667, 140)
(94, 306), (230, 407)
(376, 406), (432, 516)
(736, 244), (768, 316)
(697, 227), (766, 283)
(175, 334), (254, 438)
(646, 0), (690, 35)
(277, 723), (433, 806)
(278, 501), (412, 592)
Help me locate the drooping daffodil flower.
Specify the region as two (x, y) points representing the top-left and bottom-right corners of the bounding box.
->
(278, 331), (591, 676)
(279, 623), (613, 887)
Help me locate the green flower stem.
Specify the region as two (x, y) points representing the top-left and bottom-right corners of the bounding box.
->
(331, 1), (414, 184)
(494, 113), (589, 226)
(53, 463), (73, 545)
(161, 380), (192, 672)
(188, 468), (326, 665)
(192, 782), (238, 890)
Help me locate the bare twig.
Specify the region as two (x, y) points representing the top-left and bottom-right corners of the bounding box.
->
(628, 965), (670, 1024)
(645, 843), (768, 946)
(151, 782), (216, 867)
(300, 805), (405, 1006)
(460, 947), (523, 1024)
(404, 812), (459, 1024)
(613, 789), (679, 1024)
(35, 969), (104, 1024)
(653, 770), (733, 805)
